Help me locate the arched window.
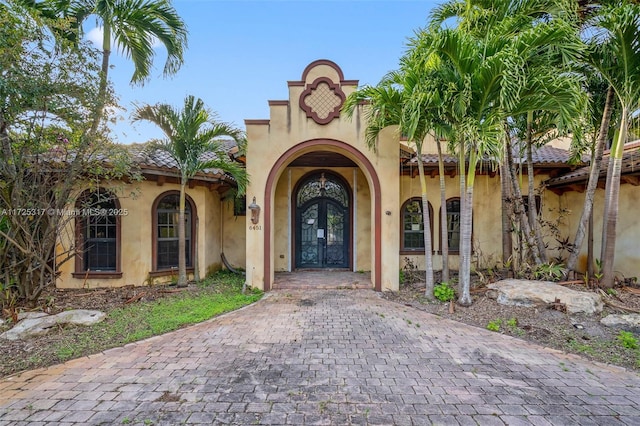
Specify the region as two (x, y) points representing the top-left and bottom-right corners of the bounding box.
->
(442, 197), (463, 253)
(400, 197), (433, 253)
(73, 189), (121, 278)
(152, 191), (196, 272)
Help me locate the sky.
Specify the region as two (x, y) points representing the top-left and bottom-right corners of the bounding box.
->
(91, 0), (440, 144)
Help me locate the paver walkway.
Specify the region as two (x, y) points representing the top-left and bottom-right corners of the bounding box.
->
(1, 289), (639, 425)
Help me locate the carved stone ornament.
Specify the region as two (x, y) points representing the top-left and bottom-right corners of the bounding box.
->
(299, 77), (346, 125)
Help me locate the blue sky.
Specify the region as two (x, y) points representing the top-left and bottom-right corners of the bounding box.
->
(95, 0), (439, 144)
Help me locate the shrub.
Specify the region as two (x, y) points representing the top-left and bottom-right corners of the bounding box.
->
(434, 282), (455, 302)
(486, 319), (502, 332)
(533, 263), (566, 281)
(618, 331), (638, 349)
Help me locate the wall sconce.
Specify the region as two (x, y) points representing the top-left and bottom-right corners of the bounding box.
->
(248, 196), (261, 224)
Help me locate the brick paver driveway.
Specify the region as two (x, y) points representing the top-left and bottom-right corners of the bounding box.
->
(1, 289), (639, 425)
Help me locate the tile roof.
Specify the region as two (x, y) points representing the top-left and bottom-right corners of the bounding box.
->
(546, 144), (640, 187)
(407, 145), (581, 167)
(127, 139), (238, 181)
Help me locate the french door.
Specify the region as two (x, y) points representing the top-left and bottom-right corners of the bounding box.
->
(295, 172), (349, 269)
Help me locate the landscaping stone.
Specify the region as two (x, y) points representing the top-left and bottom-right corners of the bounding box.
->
(487, 279), (603, 314)
(17, 311), (49, 321)
(0, 309), (106, 341)
(600, 313), (640, 332)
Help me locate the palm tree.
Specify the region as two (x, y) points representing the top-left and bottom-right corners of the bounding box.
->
(565, 79), (616, 276)
(411, 0), (584, 304)
(20, 0), (188, 134)
(430, 0), (585, 270)
(132, 95), (248, 287)
(343, 66), (438, 300)
(507, 68), (587, 267)
(408, 27), (506, 305)
(586, 1), (640, 288)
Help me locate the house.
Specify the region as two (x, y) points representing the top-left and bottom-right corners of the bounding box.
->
(55, 60), (640, 291)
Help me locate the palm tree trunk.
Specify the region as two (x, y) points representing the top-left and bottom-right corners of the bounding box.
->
(505, 137), (543, 265)
(500, 141), (513, 272)
(566, 86), (614, 275)
(436, 137), (449, 283)
(416, 154), (435, 300)
(458, 149), (475, 307)
(588, 211), (594, 279)
(526, 113), (547, 263)
(177, 179), (188, 287)
(90, 23), (111, 136)
(600, 149), (614, 262)
(601, 108), (628, 288)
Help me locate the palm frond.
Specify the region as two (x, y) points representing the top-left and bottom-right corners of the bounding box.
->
(132, 95), (248, 192)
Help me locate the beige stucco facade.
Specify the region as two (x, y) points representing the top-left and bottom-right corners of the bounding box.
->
(244, 60), (399, 291)
(560, 183), (640, 279)
(56, 180), (235, 288)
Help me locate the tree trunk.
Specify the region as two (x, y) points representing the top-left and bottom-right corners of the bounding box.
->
(0, 114), (16, 177)
(89, 23), (111, 136)
(526, 113), (547, 263)
(588, 211), (594, 279)
(600, 108), (628, 288)
(416, 154), (435, 300)
(177, 180), (188, 287)
(458, 149), (475, 307)
(566, 86), (614, 274)
(600, 146), (615, 263)
(506, 137), (543, 265)
(500, 141), (513, 271)
(436, 137), (449, 284)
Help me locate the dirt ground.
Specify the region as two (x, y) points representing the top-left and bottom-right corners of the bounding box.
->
(385, 271), (640, 372)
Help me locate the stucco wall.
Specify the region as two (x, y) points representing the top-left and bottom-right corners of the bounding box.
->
(220, 197), (247, 271)
(560, 184), (640, 280)
(245, 60), (399, 291)
(398, 172), (559, 272)
(56, 180), (225, 288)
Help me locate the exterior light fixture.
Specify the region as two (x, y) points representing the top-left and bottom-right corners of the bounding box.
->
(248, 197), (261, 224)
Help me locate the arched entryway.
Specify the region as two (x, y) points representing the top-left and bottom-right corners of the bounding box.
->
(294, 171), (351, 269)
(262, 139), (382, 291)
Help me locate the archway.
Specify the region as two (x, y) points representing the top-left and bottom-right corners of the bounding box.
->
(263, 139), (381, 291)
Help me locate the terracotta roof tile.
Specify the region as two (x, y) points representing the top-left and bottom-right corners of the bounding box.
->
(546, 144), (640, 187)
(127, 140), (238, 180)
(408, 145), (580, 167)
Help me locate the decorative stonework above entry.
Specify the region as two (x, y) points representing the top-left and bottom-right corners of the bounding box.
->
(300, 77), (345, 125)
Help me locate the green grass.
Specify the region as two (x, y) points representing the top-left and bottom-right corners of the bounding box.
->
(54, 271), (262, 362)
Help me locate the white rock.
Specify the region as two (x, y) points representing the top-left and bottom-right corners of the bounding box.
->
(601, 314), (640, 331)
(55, 309), (106, 326)
(0, 309), (106, 341)
(488, 279), (603, 314)
(17, 312), (49, 321)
